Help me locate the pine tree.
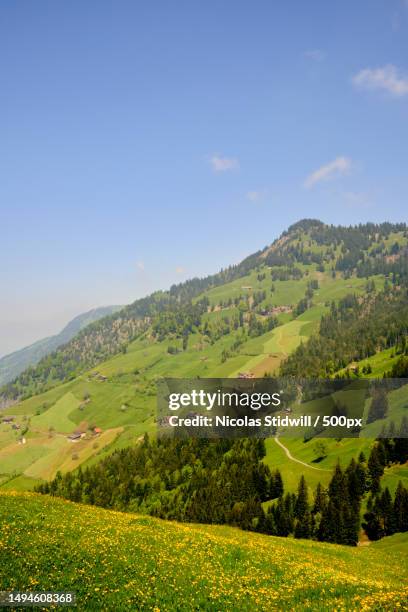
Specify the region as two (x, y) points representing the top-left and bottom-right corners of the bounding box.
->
(367, 388), (389, 423)
(273, 495), (292, 537)
(394, 417), (408, 463)
(312, 482), (327, 514)
(393, 481), (408, 533)
(294, 475), (309, 519)
(367, 446), (383, 494)
(358, 451), (366, 463)
(363, 496), (383, 541)
(379, 487), (395, 536)
(294, 511), (311, 539)
(262, 507), (277, 535)
(293, 475), (311, 539)
(270, 470), (283, 499)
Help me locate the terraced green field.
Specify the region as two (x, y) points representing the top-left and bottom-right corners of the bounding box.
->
(0, 264), (404, 495)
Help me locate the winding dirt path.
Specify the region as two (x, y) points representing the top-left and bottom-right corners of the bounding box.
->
(274, 436), (331, 471)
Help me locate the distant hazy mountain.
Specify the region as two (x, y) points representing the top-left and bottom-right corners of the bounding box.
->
(0, 306), (123, 386)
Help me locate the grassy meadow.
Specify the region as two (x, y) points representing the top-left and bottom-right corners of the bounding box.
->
(1, 492), (407, 611)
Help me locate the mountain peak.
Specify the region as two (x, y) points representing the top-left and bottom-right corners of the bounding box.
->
(286, 219), (325, 234)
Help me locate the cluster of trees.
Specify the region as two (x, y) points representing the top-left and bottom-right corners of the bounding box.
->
(263, 436), (408, 545)
(37, 431), (408, 547)
(368, 433), (408, 492)
(37, 438), (275, 528)
(308, 221), (406, 249)
(271, 266), (304, 281)
(357, 251), (408, 282)
(367, 388), (389, 423)
(247, 313), (278, 338)
(252, 290), (267, 308)
(386, 356), (408, 378)
(362, 426), (408, 542)
(1, 315), (148, 400)
(262, 461), (363, 545)
(218, 316), (279, 363)
(275, 220), (407, 274)
(151, 297), (209, 343)
(202, 309), (278, 349)
(363, 483), (408, 540)
(209, 296), (244, 310)
(281, 288), (408, 377)
(292, 280), (318, 317)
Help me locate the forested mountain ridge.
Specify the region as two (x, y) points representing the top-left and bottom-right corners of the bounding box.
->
(0, 306), (122, 387)
(281, 287), (408, 377)
(1, 219), (407, 402)
(1, 218), (408, 510)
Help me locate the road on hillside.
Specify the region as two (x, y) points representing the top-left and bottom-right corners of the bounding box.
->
(274, 436), (331, 471)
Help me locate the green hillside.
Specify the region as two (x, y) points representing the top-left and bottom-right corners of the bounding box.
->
(1, 220), (407, 495)
(1, 492), (407, 611)
(2, 219), (406, 401)
(0, 305), (122, 387)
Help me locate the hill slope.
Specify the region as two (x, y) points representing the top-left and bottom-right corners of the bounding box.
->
(2, 219), (407, 400)
(1, 219), (407, 493)
(0, 305), (122, 387)
(1, 492), (407, 611)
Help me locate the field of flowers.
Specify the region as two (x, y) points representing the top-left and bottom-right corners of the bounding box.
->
(0, 492), (407, 611)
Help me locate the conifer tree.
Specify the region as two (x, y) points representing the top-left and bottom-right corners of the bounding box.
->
(367, 446), (383, 494)
(394, 481), (408, 533)
(294, 475), (311, 539)
(367, 388), (389, 423)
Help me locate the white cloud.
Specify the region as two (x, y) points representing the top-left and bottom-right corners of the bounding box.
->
(247, 191), (261, 202)
(304, 157), (352, 189)
(304, 49), (326, 62)
(136, 261), (145, 271)
(175, 266), (185, 275)
(352, 64), (408, 96)
(246, 190), (267, 202)
(210, 154), (240, 173)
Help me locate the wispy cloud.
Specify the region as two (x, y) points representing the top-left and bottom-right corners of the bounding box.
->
(210, 154), (240, 173)
(303, 49), (326, 62)
(136, 261), (145, 271)
(303, 157), (352, 189)
(352, 65), (408, 96)
(392, 2), (408, 30)
(246, 190), (266, 202)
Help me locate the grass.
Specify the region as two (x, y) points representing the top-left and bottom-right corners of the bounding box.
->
(1, 492), (407, 611)
(264, 438), (329, 492)
(0, 268), (404, 492)
(30, 392), (79, 434)
(0, 441), (48, 475)
(0, 474), (41, 491)
(264, 436), (408, 495)
(337, 347), (402, 378)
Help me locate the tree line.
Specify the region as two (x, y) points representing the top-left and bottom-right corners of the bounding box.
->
(281, 288), (408, 378)
(37, 431), (408, 546)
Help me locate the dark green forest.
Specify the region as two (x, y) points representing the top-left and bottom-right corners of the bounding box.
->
(281, 288), (408, 377)
(37, 428), (408, 547)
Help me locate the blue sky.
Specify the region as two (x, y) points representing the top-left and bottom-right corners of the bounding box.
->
(1, 0), (408, 356)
